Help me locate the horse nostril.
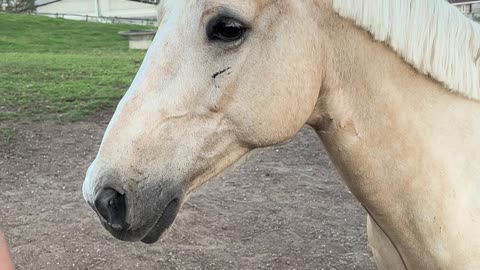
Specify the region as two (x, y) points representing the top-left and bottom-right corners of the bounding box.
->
(94, 188), (127, 231)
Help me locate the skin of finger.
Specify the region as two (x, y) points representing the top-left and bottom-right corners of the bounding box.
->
(0, 231), (15, 270)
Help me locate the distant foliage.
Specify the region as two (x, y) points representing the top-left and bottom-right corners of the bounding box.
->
(0, 0), (35, 12)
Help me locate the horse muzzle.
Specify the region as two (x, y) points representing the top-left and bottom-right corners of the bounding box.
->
(83, 165), (183, 243)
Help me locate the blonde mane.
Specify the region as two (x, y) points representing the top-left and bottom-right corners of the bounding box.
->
(333, 0), (480, 100)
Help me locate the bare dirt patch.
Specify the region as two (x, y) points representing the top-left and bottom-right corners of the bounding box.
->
(0, 114), (375, 270)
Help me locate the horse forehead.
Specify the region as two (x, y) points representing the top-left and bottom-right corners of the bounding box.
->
(161, 0), (278, 13)
(205, 0), (277, 7)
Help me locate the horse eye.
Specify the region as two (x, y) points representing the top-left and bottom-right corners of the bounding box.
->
(207, 17), (246, 43)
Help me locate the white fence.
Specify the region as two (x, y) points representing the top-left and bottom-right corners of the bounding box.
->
(34, 12), (158, 26)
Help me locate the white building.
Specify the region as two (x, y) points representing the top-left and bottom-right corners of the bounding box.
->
(35, 0), (158, 21)
(449, 0), (480, 16)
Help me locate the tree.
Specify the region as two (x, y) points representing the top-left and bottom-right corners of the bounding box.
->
(1, 0), (36, 13)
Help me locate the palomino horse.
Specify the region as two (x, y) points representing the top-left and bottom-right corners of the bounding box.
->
(83, 0), (480, 268)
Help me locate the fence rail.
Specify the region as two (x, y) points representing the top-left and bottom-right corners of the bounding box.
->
(33, 12), (158, 26)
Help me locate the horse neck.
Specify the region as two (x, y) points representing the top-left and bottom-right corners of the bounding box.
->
(308, 9), (480, 263)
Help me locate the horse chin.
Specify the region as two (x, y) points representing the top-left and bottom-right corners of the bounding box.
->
(141, 198), (181, 244)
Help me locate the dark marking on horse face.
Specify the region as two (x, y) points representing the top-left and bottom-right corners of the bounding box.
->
(212, 67), (232, 79)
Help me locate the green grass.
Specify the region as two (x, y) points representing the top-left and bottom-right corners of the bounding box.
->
(0, 13), (152, 121)
(0, 127), (15, 143)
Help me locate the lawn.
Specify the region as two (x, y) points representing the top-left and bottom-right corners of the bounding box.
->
(0, 13), (152, 123)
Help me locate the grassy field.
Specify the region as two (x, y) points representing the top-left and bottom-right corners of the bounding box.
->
(0, 13), (151, 123)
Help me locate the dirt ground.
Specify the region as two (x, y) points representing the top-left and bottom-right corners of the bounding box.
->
(0, 113), (375, 270)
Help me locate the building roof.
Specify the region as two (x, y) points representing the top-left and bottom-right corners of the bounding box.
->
(448, 0), (480, 5)
(127, 0), (159, 4)
(34, 0), (61, 7)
